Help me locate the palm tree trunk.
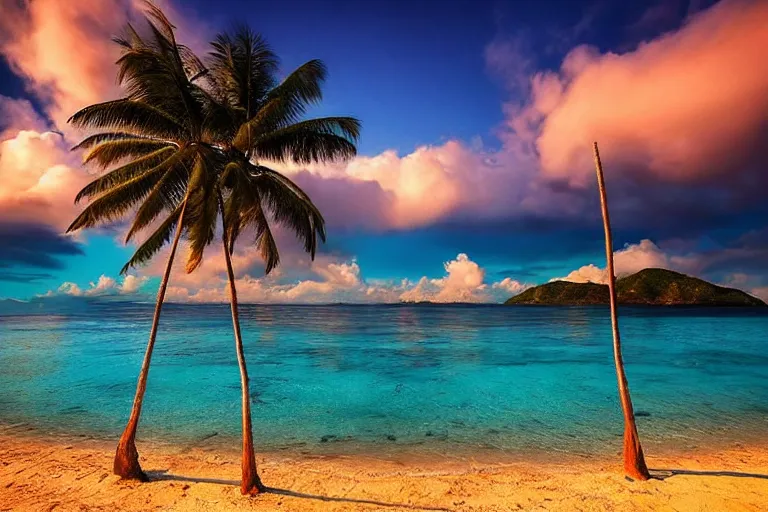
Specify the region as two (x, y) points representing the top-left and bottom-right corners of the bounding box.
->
(218, 190), (265, 496)
(593, 142), (651, 481)
(113, 200), (188, 481)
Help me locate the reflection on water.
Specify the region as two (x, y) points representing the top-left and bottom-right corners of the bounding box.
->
(0, 304), (767, 458)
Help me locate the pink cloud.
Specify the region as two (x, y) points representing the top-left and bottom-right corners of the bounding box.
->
(492, 277), (528, 296)
(2, 0), (767, 297)
(400, 253), (489, 303)
(751, 287), (768, 301)
(516, 0), (768, 186)
(555, 239), (700, 284)
(279, 137), (580, 231)
(274, 1), (768, 232)
(5, 0), (765, 241)
(0, 130), (91, 231)
(555, 264), (606, 285)
(0, 0), (208, 133)
(141, 252), (528, 304)
(0, 0), (130, 131)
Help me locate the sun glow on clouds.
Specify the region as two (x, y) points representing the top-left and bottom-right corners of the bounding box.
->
(553, 239), (700, 284)
(3, 0), (768, 301)
(553, 238), (768, 301)
(156, 252), (528, 304)
(0, 129), (91, 231)
(0, 0), (128, 130)
(268, 0), (768, 232)
(516, 0), (768, 185)
(0, 0), (206, 132)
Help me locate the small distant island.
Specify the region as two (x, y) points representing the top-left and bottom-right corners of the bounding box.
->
(506, 268), (767, 307)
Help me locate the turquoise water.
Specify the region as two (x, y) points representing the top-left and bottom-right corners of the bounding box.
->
(1, 303), (767, 458)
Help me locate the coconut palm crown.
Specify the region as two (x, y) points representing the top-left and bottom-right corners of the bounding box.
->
(201, 26), (359, 273)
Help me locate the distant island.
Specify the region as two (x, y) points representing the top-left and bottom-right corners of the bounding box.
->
(506, 268), (767, 307)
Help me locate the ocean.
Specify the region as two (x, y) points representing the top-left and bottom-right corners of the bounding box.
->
(1, 303), (767, 459)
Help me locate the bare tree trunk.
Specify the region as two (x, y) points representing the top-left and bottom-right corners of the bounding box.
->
(218, 190), (264, 496)
(114, 200), (189, 481)
(593, 142), (651, 481)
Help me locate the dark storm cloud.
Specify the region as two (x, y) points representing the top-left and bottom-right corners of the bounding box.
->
(0, 270), (55, 282)
(0, 223), (83, 276)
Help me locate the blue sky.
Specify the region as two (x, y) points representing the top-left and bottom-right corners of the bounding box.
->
(1, 0), (766, 303)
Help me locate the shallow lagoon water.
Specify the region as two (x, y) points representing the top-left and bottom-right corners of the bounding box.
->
(1, 303), (767, 457)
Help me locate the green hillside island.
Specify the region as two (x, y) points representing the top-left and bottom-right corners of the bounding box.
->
(505, 268), (767, 306)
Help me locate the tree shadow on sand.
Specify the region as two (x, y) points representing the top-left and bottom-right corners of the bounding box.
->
(650, 468), (768, 480)
(146, 470), (453, 511)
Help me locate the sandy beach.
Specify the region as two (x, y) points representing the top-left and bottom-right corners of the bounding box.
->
(2, 432), (767, 512)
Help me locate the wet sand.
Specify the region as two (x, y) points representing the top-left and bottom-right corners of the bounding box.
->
(2, 432), (768, 511)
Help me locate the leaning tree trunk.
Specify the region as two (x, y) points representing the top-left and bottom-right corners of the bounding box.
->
(593, 142), (651, 481)
(218, 190), (265, 496)
(113, 200), (189, 481)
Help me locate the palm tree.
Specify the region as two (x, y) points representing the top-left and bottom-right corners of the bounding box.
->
(198, 28), (359, 495)
(592, 142), (651, 481)
(68, 3), (359, 492)
(66, 3), (212, 481)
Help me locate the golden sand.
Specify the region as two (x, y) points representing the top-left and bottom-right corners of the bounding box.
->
(2, 433), (767, 511)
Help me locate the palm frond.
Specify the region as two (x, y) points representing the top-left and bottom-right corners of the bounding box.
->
(113, 4), (207, 139)
(207, 26), (278, 118)
(256, 166), (326, 242)
(184, 152), (219, 273)
(251, 117), (359, 164)
(220, 162), (246, 253)
(267, 59), (326, 113)
(74, 146), (176, 204)
(124, 149), (192, 242)
(67, 150), (187, 232)
(235, 186), (280, 274)
(73, 132), (162, 151)
(252, 169), (321, 258)
(120, 202), (184, 275)
(69, 99), (184, 139)
(254, 204), (280, 274)
(82, 137), (175, 169)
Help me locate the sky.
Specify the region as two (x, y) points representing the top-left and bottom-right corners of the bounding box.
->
(0, 0), (767, 304)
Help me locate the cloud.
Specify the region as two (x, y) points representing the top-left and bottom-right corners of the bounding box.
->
(552, 237), (768, 301)
(0, 223), (83, 273)
(120, 274), (149, 294)
(751, 287), (768, 301)
(485, 35), (535, 94)
(0, 0), (209, 134)
(280, 138), (583, 232)
(0, 96), (49, 137)
(0, 1), (210, 285)
(154, 252), (529, 304)
(553, 239), (700, 284)
(0, 0), (129, 131)
(492, 277), (529, 295)
(0, 128), (92, 275)
(47, 273), (148, 297)
(272, 0), (768, 236)
(400, 253), (487, 303)
(2, 0), (767, 300)
(55, 282), (84, 297)
(555, 263), (607, 285)
(0, 130), (91, 231)
(516, 0), (768, 186)
(0, 271), (55, 283)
